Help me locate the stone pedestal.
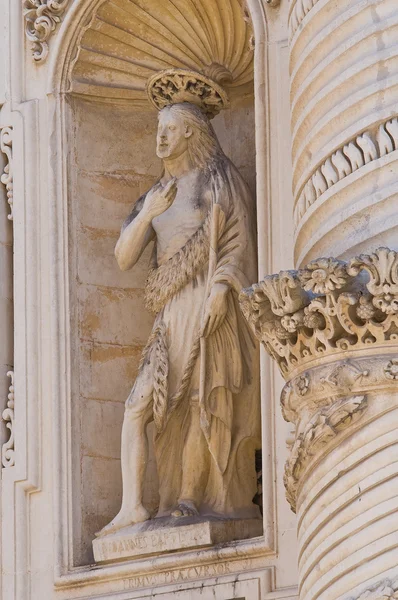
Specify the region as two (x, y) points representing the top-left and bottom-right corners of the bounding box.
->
(93, 517), (263, 564)
(240, 248), (398, 600)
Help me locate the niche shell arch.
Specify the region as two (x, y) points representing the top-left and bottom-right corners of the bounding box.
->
(66, 0), (254, 102)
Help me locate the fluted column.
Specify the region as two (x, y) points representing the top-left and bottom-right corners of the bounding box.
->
(240, 248), (398, 600)
(289, 0), (398, 266)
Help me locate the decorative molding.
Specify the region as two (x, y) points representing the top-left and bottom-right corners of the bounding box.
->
(240, 247), (398, 510)
(294, 117), (398, 229)
(0, 126), (13, 221)
(289, 0), (320, 40)
(2, 371), (15, 468)
(284, 395), (367, 511)
(23, 0), (71, 63)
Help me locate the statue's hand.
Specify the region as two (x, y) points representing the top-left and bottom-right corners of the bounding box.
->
(201, 283), (229, 337)
(142, 178), (177, 220)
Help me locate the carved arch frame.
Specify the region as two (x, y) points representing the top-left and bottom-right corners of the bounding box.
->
(3, 0), (278, 598)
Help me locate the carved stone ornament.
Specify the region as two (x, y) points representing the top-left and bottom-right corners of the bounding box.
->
(2, 371), (15, 468)
(24, 0), (70, 62)
(294, 117), (398, 229)
(284, 395), (367, 511)
(289, 0), (321, 40)
(240, 248), (398, 378)
(147, 68), (231, 119)
(352, 580), (398, 600)
(0, 126), (13, 221)
(240, 247), (398, 511)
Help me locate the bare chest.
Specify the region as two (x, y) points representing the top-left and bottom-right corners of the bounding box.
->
(152, 171), (211, 264)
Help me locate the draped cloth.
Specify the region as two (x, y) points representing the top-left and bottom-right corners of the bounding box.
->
(134, 157), (261, 519)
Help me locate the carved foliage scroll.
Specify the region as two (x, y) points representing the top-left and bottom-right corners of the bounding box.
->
(2, 371), (15, 468)
(24, 0), (70, 62)
(0, 126), (13, 221)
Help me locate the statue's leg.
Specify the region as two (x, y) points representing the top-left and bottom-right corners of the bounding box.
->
(95, 364), (154, 537)
(172, 399), (210, 518)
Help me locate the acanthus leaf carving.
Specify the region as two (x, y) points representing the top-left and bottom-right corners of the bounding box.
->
(284, 395), (367, 512)
(24, 0), (70, 63)
(347, 247), (398, 315)
(240, 248), (398, 378)
(0, 126), (13, 220)
(240, 247), (398, 511)
(2, 371), (15, 468)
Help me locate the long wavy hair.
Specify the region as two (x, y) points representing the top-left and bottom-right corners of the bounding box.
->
(159, 103), (226, 170)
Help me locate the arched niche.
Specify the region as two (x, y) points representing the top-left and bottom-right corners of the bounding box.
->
(47, 0), (272, 568)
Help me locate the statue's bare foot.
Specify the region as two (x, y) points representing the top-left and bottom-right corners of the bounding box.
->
(171, 500), (199, 518)
(95, 505), (150, 538)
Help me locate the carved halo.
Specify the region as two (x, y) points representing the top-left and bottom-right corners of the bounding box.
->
(146, 69), (230, 119)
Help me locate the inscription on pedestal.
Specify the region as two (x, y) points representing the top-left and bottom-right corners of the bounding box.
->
(93, 518), (262, 563)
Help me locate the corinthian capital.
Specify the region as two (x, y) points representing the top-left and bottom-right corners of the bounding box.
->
(240, 247), (398, 511)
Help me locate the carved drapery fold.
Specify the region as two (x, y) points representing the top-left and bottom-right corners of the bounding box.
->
(23, 0), (71, 62)
(0, 126), (13, 221)
(2, 371), (15, 468)
(240, 247), (398, 511)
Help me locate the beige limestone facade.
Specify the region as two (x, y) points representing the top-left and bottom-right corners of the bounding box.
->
(0, 1), (396, 599)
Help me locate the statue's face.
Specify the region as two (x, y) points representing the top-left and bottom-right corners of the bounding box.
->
(156, 109), (191, 160)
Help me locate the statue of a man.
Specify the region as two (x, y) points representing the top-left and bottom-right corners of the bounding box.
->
(98, 100), (260, 537)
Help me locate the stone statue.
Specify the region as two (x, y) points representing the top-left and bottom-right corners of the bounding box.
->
(97, 71), (260, 539)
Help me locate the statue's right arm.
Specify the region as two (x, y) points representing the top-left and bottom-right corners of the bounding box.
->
(115, 208), (155, 271)
(115, 178), (177, 271)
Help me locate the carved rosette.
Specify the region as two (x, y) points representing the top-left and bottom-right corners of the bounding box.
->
(24, 0), (70, 62)
(2, 371), (15, 468)
(0, 126), (13, 220)
(240, 247), (398, 511)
